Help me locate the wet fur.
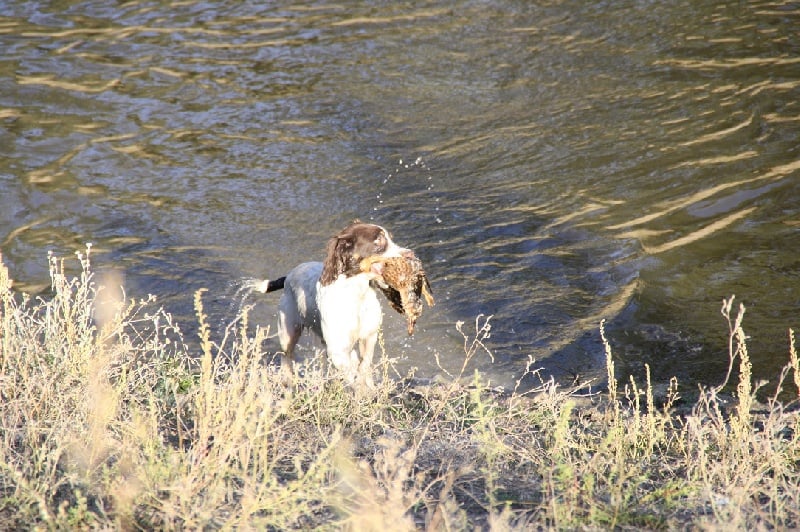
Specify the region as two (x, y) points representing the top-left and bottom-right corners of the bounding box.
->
(262, 221), (409, 388)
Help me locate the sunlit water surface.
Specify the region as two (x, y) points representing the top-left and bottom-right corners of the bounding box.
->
(1, 1), (799, 392)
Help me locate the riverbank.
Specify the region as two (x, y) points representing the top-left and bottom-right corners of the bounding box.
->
(1, 249), (798, 529)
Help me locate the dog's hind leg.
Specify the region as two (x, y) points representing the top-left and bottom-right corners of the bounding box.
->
(277, 308), (301, 386)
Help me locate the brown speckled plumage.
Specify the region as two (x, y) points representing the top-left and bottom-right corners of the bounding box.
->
(374, 254), (434, 335)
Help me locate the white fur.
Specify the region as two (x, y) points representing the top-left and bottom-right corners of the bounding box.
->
(267, 223), (408, 388)
(317, 271), (382, 387)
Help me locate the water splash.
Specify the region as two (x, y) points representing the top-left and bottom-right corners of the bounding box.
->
(372, 156), (442, 224)
(220, 277), (270, 329)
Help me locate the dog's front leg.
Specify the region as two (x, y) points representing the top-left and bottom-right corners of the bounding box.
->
(357, 335), (377, 389)
(327, 345), (359, 385)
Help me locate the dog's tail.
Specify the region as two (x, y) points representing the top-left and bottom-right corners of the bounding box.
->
(256, 277), (285, 293)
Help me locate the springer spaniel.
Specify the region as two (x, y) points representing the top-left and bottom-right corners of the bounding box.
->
(258, 220), (410, 388)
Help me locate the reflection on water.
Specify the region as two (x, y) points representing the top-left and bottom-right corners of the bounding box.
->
(1, 0), (799, 392)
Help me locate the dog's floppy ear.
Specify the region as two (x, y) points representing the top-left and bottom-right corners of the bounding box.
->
(320, 233), (353, 285)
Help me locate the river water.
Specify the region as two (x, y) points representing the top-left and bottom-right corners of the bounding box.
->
(1, 1), (798, 393)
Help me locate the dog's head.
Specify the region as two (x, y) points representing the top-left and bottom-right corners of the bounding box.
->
(320, 220), (409, 286)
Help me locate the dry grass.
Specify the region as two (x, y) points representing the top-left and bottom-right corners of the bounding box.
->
(1, 248), (799, 529)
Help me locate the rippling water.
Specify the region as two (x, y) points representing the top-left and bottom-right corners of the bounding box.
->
(1, 1), (798, 392)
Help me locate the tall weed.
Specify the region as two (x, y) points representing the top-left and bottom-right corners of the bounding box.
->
(0, 251), (798, 529)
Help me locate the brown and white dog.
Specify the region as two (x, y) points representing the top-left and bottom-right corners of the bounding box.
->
(258, 220), (410, 388)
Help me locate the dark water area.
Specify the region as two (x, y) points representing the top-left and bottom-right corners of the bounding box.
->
(1, 1), (799, 393)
